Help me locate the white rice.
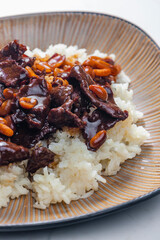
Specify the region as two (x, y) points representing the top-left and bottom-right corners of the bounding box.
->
(0, 44), (149, 209)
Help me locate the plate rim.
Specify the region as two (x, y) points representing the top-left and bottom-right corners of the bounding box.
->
(0, 188), (160, 232)
(0, 11), (159, 231)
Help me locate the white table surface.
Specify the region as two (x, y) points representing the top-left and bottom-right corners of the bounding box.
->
(0, 0), (159, 239)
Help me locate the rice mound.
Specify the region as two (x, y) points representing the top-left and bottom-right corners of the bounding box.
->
(0, 44), (149, 209)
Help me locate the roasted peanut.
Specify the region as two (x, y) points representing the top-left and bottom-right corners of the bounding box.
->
(48, 54), (65, 69)
(95, 59), (110, 69)
(83, 66), (95, 78)
(0, 100), (12, 116)
(84, 56), (115, 67)
(62, 80), (69, 86)
(93, 68), (111, 77)
(90, 130), (107, 149)
(89, 85), (108, 101)
(46, 81), (52, 92)
(90, 56), (103, 61)
(64, 59), (74, 67)
(19, 97), (37, 109)
(3, 88), (14, 99)
(5, 115), (15, 130)
(54, 68), (64, 77)
(104, 57), (115, 65)
(25, 66), (39, 78)
(0, 117), (7, 125)
(0, 123), (14, 137)
(63, 65), (72, 71)
(111, 64), (121, 76)
(35, 62), (52, 73)
(83, 58), (97, 68)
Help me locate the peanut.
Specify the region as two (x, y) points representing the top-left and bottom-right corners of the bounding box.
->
(3, 88), (14, 99)
(19, 97), (37, 109)
(93, 68), (111, 77)
(0, 100), (11, 116)
(90, 130), (107, 149)
(0, 123), (14, 137)
(0, 117), (7, 125)
(89, 85), (108, 101)
(35, 62), (51, 73)
(25, 66), (39, 78)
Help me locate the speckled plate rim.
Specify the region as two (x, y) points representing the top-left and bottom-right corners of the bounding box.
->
(0, 11), (159, 232)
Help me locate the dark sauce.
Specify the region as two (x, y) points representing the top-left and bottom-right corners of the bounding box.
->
(0, 40), (128, 172)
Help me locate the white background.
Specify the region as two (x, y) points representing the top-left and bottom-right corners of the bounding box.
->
(0, 0), (160, 239)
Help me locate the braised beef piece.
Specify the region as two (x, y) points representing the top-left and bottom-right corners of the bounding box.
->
(0, 60), (28, 87)
(11, 108), (26, 124)
(71, 85), (91, 117)
(50, 78), (73, 107)
(15, 78), (50, 129)
(48, 99), (84, 128)
(11, 121), (56, 148)
(0, 40), (26, 62)
(27, 146), (55, 173)
(0, 140), (29, 166)
(0, 40), (34, 87)
(70, 65), (127, 120)
(17, 54), (35, 68)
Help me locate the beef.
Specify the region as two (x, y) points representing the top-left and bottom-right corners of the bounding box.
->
(17, 54), (35, 68)
(71, 85), (91, 117)
(0, 40), (26, 62)
(70, 65), (128, 120)
(11, 121), (56, 148)
(0, 60), (28, 87)
(11, 108), (26, 124)
(48, 99), (83, 128)
(27, 146), (55, 173)
(15, 78), (50, 129)
(50, 79), (73, 107)
(0, 40), (34, 87)
(0, 140), (29, 166)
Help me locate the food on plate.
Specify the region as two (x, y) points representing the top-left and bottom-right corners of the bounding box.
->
(0, 40), (149, 209)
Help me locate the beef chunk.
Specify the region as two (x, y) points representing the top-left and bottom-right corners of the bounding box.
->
(0, 40), (26, 62)
(15, 78), (50, 129)
(50, 79), (73, 107)
(71, 85), (91, 117)
(0, 140), (29, 166)
(48, 99), (83, 128)
(11, 108), (26, 124)
(27, 146), (55, 173)
(11, 121), (56, 148)
(70, 65), (128, 120)
(0, 60), (28, 87)
(17, 54), (35, 68)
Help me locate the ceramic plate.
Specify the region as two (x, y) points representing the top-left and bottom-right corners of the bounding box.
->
(0, 11), (160, 231)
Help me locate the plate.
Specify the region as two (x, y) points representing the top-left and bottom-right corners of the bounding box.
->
(0, 11), (160, 231)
